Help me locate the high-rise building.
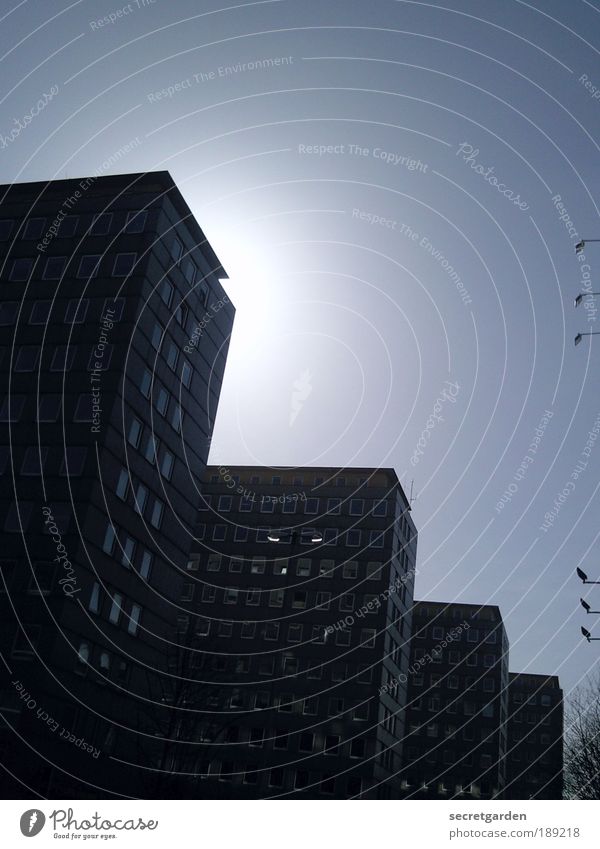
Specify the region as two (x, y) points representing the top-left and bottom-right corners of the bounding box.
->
(400, 600), (510, 799)
(0, 172), (234, 797)
(505, 673), (563, 799)
(180, 464), (417, 798)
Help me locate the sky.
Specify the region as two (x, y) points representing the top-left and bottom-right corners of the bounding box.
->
(1, 0), (599, 696)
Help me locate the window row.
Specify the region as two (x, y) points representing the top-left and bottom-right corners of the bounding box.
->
(100, 525), (153, 579)
(112, 472), (166, 528)
(139, 368), (184, 432)
(6, 252), (138, 282)
(74, 640), (132, 684)
(0, 445), (88, 477)
(202, 494), (389, 518)
(188, 651), (376, 685)
(197, 523), (385, 548)
(0, 296), (125, 327)
(87, 583), (143, 635)
(204, 761), (364, 796)
(0, 210), (147, 242)
(209, 473), (374, 489)
(187, 554), (388, 581)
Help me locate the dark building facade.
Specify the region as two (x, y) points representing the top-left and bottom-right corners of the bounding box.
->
(505, 673), (563, 799)
(178, 465), (418, 798)
(0, 172), (234, 797)
(401, 600), (510, 799)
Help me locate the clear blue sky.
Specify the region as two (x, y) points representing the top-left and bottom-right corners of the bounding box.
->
(1, 0), (600, 696)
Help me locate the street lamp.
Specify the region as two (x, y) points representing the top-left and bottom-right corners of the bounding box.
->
(575, 292), (600, 307)
(576, 567), (600, 585)
(574, 331), (600, 346)
(575, 240), (600, 254)
(581, 626), (600, 642)
(580, 598), (600, 614)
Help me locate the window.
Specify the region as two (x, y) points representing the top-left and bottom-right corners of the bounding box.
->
(288, 624), (303, 642)
(102, 524), (116, 555)
(59, 215), (78, 237)
(109, 593), (123, 624)
(38, 395), (61, 422)
(207, 555), (222, 572)
(373, 500), (387, 517)
(361, 629), (376, 648)
(199, 282), (210, 307)
(0, 302), (18, 325)
(343, 561), (358, 579)
(316, 591), (330, 610)
(10, 258), (34, 281)
(128, 419), (143, 448)
(282, 499), (296, 514)
(0, 219), (14, 240)
(88, 582), (101, 614)
(156, 387), (169, 415)
(140, 369), (152, 398)
(305, 497), (319, 514)
(125, 210), (147, 233)
(160, 450), (174, 480)
(116, 469), (129, 500)
(366, 561), (381, 579)
(171, 237), (183, 265)
(50, 346), (76, 372)
(251, 557), (265, 574)
(175, 301), (188, 327)
(483, 678), (495, 692)
(144, 435), (158, 464)
(336, 629), (351, 647)
(260, 499), (274, 513)
(296, 559), (311, 577)
(170, 404), (182, 432)
(160, 279), (174, 307)
(128, 604), (142, 635)
(77, 255), (101, 278)
(121, 536), (136, 569)
(42, 256), (67, 280)
(59, 446), (87, 476)
(15, 346), (40, 372)
(350, 498), (364, 515)
(319, 559), (335, 576)
(339, 593), (355, 612)
(483, 654), (495, 667)
(241, 621), (256, 639)
(212, 524), (226, 542)
(184, 258), (197, 284)
(140, 550), (152, 580)
(324, 735), (341, 756)
(269, 589), (284, 608)
(234, 525), (249, 542)
(167, 342), (179, 371)
(64, 299), (89, 324)
(467, 628), (479, 643)
(134, 482), (148, 512)
(292, 590), (307, 609)
(181, 360), (192, 388)
(369, 529), (384, 547)
(151, 322), (163, 350)
(202, 586), (216, 603)
(113, 253), (136, 276)
(346, 529), (361, 548)
(327, 497), (341, 514)
(218, 495), (232, 512)
(150, 499), (164, 528)
(20, 447), (46, 475)
(28, 300), (51, 324)
(264, 622), (279, 640)
(224, 588), (239, 605)
(91, 213), (112, 235)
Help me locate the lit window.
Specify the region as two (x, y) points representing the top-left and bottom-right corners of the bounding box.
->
(134, 483), (148, 513)
(296, 559), (311, 577)
(156, 387), (169, 415)
(150, 323), (163, 350)
(102, 524), (116, 555)
(140, 369), (152, 398)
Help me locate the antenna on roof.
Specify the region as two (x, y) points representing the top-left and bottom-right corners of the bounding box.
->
(409, 480), (417, 504)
